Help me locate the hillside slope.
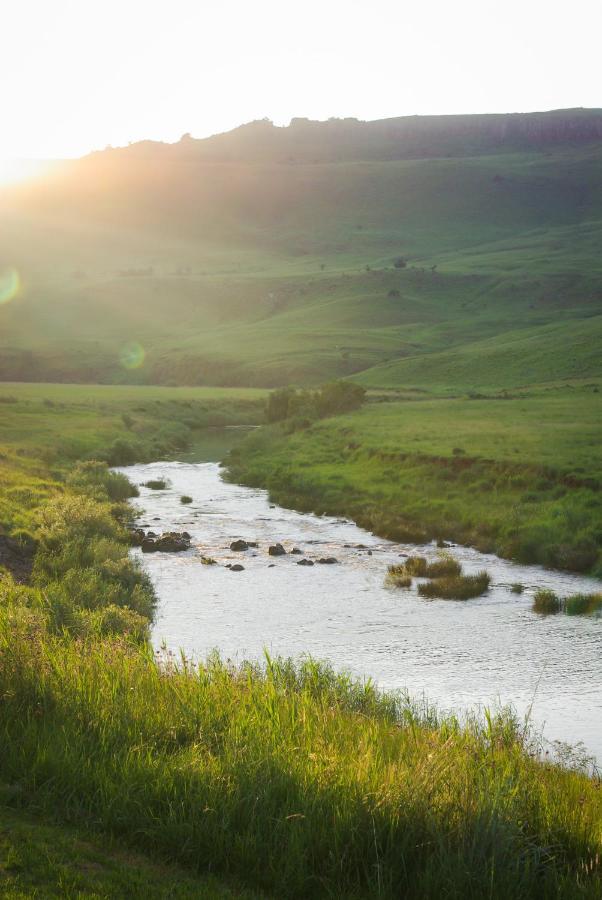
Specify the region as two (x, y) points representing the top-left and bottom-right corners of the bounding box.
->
(1, 110), (601, 388)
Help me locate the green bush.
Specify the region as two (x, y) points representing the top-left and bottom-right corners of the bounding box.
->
(67, 460), (139, 502)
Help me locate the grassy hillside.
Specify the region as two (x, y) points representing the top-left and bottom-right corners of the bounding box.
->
(1, 115), (601, 388)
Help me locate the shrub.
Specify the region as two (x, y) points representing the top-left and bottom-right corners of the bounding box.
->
(180, 495), (193, 504)
(67, 460), (139, 502)
(104, 438), (143, 467)
(510, 583), (524, 594)
(418, 571), (490, 600)
(532, 589), (562, 615)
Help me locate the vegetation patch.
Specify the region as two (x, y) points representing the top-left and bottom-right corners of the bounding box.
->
(418, 571), (491, 600)
(533, 590), (602, 616)
(385, 566), (412, 588)
(180, 495), (193, 504)
(533, 589), (563, 615)
(144, 479), (168, 490)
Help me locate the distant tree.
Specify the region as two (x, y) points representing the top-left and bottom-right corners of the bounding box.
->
(314, 381), (366, 417)
(265, 387), (296, 423)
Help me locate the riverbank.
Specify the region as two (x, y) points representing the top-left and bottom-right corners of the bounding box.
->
(226, 383), (602, 575)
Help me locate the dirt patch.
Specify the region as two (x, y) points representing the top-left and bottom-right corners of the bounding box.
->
(0, 535), (33, 583)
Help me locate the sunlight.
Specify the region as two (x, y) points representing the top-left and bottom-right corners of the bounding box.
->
(0, 158), (50, 186)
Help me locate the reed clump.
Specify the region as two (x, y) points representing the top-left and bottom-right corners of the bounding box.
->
(144, 479), (167, 490)
(564, 592), (602, 616)
(399, 555), (428, 576)
(533, 589), (563, 615)
(533, 590), (602, 616)
(418, 570), (491, 600)
(385, 565), (412, 588)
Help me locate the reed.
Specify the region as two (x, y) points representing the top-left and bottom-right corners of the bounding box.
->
(533, 589), (563, 615)
(418, 571), (491, 600)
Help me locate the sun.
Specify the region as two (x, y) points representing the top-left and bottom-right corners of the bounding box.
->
(0, 158), (51, 186)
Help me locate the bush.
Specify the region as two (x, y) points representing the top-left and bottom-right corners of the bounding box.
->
(67, 460), (139, 502)
(180, 495), (193, 504)
(510, 583), (524, 594)
(418, 571), (490, 600)
(104, 438), (143, 467)
(265, 381), (366, 424)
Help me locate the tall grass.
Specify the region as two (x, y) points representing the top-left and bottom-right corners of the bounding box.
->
(0, 614), (600, 899)
(418, 571), (491, 600)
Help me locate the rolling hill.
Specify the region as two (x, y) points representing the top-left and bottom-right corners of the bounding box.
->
(1, 109), (601, 389)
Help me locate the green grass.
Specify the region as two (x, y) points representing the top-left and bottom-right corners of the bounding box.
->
(0, 382), (264, 542)
(417, 571), (491, 600)
(226, 383), (602, 574)
(1, 141), (601, 388)
(0, 805), (259, 898)
(0, 621), (600, 899)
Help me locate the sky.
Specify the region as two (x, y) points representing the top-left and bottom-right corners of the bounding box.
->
(1, 0), (601, 163)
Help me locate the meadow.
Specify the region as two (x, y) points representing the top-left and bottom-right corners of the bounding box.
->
(227, 382), (602, 574)
(1, 138), (601, 389)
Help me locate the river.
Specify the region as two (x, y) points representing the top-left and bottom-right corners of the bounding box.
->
(117, 447), (602, 764)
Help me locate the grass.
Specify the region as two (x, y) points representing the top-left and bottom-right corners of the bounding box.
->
(533, 590), (602, 616)
(384, 566), (412, 588)
(226, 383), (602, 575)
(1, 140), (601, 388)
(0, 805), (259, 898)
(0, 622), (600, 899)
(0, 382), (265, 547)
(418, 571), (491, 600)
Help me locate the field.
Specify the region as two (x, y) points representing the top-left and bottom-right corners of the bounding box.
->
(1, 135), (601, 388)
(227, 382), (602, 574)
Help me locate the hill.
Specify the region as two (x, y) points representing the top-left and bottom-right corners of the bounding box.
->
(0, 109), (601, 389)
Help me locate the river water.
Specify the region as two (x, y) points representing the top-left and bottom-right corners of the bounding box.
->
(118, 455), (602, 763)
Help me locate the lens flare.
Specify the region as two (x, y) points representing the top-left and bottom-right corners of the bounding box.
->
(0, 268), (20, 305)
(119, 341), (145, 369)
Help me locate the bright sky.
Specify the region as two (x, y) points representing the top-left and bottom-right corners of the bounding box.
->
(2, 0), (601, 162)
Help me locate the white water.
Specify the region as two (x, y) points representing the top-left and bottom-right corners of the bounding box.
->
(120, 459), (602, 763)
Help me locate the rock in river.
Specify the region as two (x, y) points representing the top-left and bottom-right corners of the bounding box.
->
(268, 543), (286, 557)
